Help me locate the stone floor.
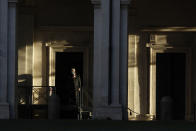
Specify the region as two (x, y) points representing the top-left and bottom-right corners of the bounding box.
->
(0, 120), (196, 131)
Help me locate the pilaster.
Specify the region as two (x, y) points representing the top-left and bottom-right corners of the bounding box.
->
(0, 0), (17, 119)
(8, 0), (17, 119)
(119, 0), (130, 120)
(111, 0), (121, 106)
(0, 0), (9, 119)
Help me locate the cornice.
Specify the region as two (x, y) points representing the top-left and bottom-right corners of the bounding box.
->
(140, 26), (196, 32)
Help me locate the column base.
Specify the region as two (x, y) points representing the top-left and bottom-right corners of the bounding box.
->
(93, 105), (122, 120)
(0, 103), (9, 119)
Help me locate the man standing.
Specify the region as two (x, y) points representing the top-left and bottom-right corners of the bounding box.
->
(72, 68), (82, 119)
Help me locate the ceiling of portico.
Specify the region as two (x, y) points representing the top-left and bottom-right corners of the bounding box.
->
(18, 0), (93, 27)
(18, 0), (91, 7)
(128, 0), (196, 31)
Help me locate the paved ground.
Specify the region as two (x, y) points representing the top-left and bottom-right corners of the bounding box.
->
(0, 120), (196, 131)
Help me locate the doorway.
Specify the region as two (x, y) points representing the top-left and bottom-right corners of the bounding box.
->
(156, 53), (186, 120)
(55, 52), (83, 119)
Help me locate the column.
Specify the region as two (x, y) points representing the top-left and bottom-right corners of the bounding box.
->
(7, 0), (17, 119)
(111, 0), (120, 106)
(0, 0), (9, 119)
(110, 0), (130, 120)
(91, 0), (130, 120)
(119, 0), (130, 120)
(91, 0), (111, 119)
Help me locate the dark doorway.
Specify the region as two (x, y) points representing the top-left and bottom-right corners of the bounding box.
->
(156, 53), (186, 120)
(55, 52), (83, 119)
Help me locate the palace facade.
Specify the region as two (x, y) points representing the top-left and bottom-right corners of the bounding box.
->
(0, 0), (196, 120)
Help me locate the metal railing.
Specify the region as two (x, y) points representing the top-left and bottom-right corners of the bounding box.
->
(17, 86), (56, 105)
(17, 86), (56, 119)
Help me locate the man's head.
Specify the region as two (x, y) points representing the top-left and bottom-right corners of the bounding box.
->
(71, 68), (76, 78)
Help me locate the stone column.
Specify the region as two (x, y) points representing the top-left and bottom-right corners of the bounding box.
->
(111, 0), (120, 106)
(7, 0), (17, 119)
(91, 0), (111, 119)
(0, 0), (9, 119)
(119, 0), (130, 120)
(110, 0), (130, 120)
(91, 0), (130, 120)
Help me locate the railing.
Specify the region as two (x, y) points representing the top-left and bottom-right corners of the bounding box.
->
(17, 86), (56, 105)
(17, 86), (92, 120)
(17, 86), (56, 119)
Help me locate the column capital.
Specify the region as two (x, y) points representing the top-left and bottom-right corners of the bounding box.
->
(8, 0), (18, 3)
(91, 0), (101, 5)
(8, 0), (17, 7)
(120, 0), (131, 6)
(91, 0), (101, 9)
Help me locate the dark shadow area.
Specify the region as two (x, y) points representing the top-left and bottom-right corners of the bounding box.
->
(0, 120), (196, 131)
(17, 74), (33, 119)
(156, 53), (186, 120)
(55, 52), (83, 119)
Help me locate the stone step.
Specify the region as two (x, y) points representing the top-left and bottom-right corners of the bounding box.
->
(0, 120), (196, 131)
